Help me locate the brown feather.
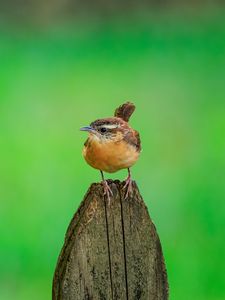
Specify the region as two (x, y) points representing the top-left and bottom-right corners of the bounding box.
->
(123, 130), (141, 152)
(114, 102), (136, 122)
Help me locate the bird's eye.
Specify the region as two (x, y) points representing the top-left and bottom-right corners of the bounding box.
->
(100, 127), (107, 133)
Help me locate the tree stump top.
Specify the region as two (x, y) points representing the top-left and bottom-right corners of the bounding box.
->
(53, 180), (168, 300)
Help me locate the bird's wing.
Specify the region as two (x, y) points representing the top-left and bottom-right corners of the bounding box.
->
(124, 129), (141, 152)
(114, 102), (135, 122)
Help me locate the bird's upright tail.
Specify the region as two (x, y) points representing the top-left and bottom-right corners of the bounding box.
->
(114, 102), (135, 122)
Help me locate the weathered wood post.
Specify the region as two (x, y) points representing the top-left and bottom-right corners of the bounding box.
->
(52, 180), (168, 299)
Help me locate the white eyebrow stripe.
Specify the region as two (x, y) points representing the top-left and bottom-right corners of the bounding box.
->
(99, 124), (119, 129)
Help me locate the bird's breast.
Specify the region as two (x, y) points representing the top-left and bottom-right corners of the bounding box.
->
(83, 137), (139, 173)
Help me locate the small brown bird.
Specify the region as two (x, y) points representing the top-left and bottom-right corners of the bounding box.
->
(80, 102), (141, 200)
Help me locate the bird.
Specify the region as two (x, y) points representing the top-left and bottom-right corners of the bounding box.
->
(80, 102), (141, 201)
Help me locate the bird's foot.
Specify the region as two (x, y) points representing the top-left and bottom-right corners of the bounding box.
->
(101, 180), (113, 205)
(123, 175), (133, 199)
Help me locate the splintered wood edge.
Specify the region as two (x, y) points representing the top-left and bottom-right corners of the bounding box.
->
(52, 183), (103, 298)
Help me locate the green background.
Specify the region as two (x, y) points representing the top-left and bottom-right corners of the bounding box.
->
(1, 8), (225, 300)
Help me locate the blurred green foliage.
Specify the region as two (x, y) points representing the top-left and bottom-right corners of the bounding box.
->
(0, 9), (225, 300)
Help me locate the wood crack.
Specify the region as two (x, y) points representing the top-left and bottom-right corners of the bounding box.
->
(118, 182), (129, 300)
(104, 194), (114, 300)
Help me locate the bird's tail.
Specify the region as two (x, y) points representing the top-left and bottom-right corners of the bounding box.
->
(114, 102), (135, 122)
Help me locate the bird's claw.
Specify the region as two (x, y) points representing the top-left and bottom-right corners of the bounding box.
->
(123, 175), (133, 199)
(102, 180), (113, 205)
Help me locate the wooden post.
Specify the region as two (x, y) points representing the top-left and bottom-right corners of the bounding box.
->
(52, 180), (169, 300)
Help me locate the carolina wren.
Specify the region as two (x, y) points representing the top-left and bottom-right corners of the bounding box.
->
(80, 102), (141, 200)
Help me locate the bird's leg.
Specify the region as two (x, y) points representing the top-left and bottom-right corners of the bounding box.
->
(123, 168), (133, 199)
(100, 170), (113, 204)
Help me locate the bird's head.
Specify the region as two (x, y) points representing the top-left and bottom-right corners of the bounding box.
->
(80, 117), (129, 143)
(80, 102), (136, 143)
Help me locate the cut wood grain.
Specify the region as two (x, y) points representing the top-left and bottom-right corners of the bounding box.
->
(52, 180), (168, 300)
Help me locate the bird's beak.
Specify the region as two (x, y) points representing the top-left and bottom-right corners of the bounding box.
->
(80, 126), (94, 132)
